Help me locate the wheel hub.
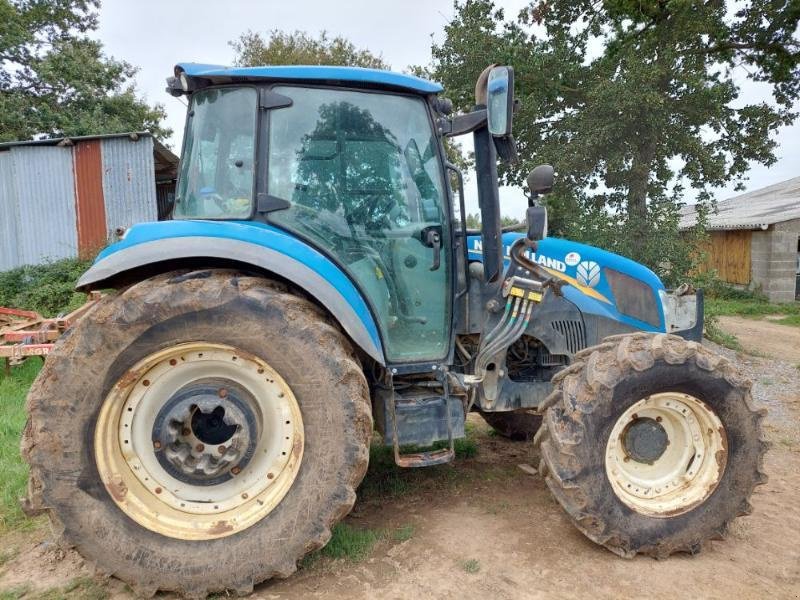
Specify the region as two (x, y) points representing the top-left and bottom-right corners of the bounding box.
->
(605, 392), (727, 517)
(622, 417), (668, 464)
(94, 343), (304, 540)
(152, 380), (257, 485)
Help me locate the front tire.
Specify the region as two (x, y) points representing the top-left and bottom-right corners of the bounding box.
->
(534, 333), (768, 558)
(23, 270), (372, 597)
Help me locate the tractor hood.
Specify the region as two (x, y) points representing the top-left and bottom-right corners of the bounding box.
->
(467, 232), (668, 332)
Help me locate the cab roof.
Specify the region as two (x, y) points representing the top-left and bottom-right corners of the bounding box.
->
(176, 63), (443, 95)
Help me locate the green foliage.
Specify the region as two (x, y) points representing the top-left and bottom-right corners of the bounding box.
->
(464, 213), (523, 230)
(461, 558), (481, 573)
(0, 258), (90, 317)
(318, 523), (381, 563)
(451, 437), (478, 458)
(231, 30), (387, 69)
(706, 292), (800, 331)
(0, 0), (170, 142)
(358, 431), (477, 502)
(392, 523), (415, 542)
(701, 286), (800, 348)
(703, 314), (742, 351)
(428, 0), (799, 283)
(13, 577), (109, 600)
(0, 360), (41, 532)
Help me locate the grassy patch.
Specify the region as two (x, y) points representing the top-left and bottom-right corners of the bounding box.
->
(706, 296), (800, 321)
(323, 523), (382, 561)
(0, 360), (42, 532)
(461, 558), (480, 574)
(0, 259), (91, 318)
(11, 577), (109, 600)
(703, 292), (800, 348)
(0, 586), (30, 600)
(392, 524), (414, 542)
(301, 523), (383, 568)
(358, 432), (476, 503)
(773, 314), (800, 327)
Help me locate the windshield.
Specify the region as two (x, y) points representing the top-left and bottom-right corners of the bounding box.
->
(268, 86), (450, 362)
(174, 87), (257, 219)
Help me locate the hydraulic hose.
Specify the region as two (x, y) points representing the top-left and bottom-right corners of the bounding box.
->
(476, 298), (532, 373)
(481, 300), (533, 369)
(482, 296), (514, 343)
(475, 297), (521, 373)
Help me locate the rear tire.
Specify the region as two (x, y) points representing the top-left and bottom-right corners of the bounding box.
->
(534, 333), (768, 558)
(480, 409), (542, 441)
(22, 270), (372, 597)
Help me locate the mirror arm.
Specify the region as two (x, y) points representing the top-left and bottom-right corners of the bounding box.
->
(493, 135), (519, 164)
(443, 109), (487, 137)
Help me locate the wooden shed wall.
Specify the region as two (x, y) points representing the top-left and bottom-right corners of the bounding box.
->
(701, 230), (752, 284)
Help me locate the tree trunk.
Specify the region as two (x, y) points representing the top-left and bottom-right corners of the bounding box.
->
(626, 136), (656, 254)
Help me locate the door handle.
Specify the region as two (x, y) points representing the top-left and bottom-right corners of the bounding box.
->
(424, 229), (441, 271)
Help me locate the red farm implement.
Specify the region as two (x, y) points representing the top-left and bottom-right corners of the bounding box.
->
(0, 292), (102, 374)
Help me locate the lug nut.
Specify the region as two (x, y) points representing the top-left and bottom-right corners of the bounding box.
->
(231, 466), (241, 475)
(218, 445), (227, 454)
(656, 416), (663, 422)
(153, 440), (162, 450)
(182, 428), (191, 436)
(218, 388), (228, 398)
(196, 443), (205, 452)
(155, 487), (162, 494)
(267, 472), (274, 480)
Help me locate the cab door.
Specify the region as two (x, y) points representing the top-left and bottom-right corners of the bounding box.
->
(266, 86), (452, 363)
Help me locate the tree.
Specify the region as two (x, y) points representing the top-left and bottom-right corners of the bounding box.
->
(429, 0), (799, 282)
(0, 0), (169, 142)
(230, 30), (388, 69)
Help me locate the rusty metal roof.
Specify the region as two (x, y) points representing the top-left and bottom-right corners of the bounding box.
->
(679, 176), (800, 231)
(0, 132), (178, 175)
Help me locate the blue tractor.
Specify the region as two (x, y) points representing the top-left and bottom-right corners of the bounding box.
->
(23, 63), (766, 597)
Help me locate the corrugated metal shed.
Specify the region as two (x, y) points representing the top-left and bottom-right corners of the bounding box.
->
(0, 132), (178, 270)
(0, 152), (20, 271)
(101, 135), (159, 234)
(73, 140), (108, 258)
(0, 145), (78, 270)
(680, 176), (800, 231)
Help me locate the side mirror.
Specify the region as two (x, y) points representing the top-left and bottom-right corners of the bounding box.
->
(527, 164), (554, 196)
(486, 66), (514, 137)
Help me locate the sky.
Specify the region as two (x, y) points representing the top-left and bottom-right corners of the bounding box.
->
(94, 0), (799, 219)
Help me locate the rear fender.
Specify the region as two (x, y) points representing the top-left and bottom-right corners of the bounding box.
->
(77, 220), (384, 364)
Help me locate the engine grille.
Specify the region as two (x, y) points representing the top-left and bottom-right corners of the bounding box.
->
(551, 320), (587, 354)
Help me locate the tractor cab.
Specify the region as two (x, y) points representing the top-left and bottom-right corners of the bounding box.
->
(168, 64), (457, 364)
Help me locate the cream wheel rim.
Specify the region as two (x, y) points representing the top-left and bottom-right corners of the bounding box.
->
(605, 392), (727, 517)
(94, 342), (304, 540)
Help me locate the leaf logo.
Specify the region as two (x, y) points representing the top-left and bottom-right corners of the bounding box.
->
(576, 261), (601, 288)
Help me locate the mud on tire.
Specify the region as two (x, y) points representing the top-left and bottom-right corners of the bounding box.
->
(22, 270), (372, 597)
(534, 333), (768, 558)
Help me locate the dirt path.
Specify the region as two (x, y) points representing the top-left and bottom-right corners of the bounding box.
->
(718, 316), (800, 364)
(1, 340), (799, 599)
